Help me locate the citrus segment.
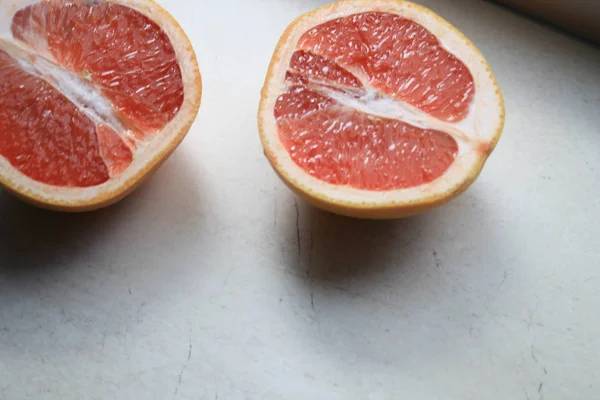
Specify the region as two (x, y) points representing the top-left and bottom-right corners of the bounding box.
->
(296, 12), (475, 123)
(0, 49), (115, 187)
(288, 50), (364, 90)
(11, 1), (184, 134)
(96, 124), (134, 177)
(276, 87), (458, 191)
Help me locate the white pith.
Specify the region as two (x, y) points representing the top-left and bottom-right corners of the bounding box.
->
(313, 85), (472, 152)
(259, 0), (504, 206)
(0, 0), (201, 206)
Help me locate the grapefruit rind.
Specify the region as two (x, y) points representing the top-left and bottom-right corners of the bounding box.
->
(0, 0), (202, 211)
(258, 0), (505, 219)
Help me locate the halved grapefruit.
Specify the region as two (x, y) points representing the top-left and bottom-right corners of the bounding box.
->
(0, 0), (201, 211)
(258, 0), (505, 219)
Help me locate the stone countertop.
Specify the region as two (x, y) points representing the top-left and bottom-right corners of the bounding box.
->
(1, 0), (599, 399)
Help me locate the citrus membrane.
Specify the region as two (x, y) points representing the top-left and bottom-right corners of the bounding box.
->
(0, 0), (185, 188)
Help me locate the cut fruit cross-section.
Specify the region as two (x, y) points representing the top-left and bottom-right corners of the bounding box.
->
(258, 0), (505, 219)
(0, 0), (201, 211)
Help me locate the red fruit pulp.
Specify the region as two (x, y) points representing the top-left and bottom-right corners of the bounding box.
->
(275, 12), (474, 191)
(0, 1), (184, 187)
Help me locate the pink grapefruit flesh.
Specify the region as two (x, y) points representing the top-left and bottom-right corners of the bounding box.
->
(11, 2), (184, 134)
(275, 86), (458, 191)
(0, 49), (132, 187)
(295, 12), (475, 122)
(0, 0), (188, 190)
(274, 11), (473, 191)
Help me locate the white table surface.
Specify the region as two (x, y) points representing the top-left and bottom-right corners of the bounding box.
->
(1, 1), (600, 399)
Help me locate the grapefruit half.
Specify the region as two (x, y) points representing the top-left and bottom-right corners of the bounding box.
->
(258, 0), (505, 219)
(0, 0), (201, 211)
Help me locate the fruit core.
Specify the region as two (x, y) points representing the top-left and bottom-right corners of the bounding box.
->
(0, 1), (184, 187)
(274, 12), (475, 191)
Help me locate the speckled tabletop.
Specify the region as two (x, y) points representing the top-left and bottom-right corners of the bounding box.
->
(1, 1), (599, 399)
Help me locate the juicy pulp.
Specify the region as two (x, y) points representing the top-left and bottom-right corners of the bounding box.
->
(0, 1), (184, 187)
(274, 12), (474, 191)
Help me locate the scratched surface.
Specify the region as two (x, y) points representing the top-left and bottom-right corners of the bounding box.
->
(1, 0), (600, 399)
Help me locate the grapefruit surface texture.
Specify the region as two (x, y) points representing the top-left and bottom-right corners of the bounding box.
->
(0, 0), (202, 211)
(258, 0), (505, 219)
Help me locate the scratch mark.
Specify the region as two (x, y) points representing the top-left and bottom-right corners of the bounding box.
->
(128, 287), (132, 295)
(187, 331), (193, 362)
(527, 309), (534, 330)
(531, 345), (538, 363)
(173, 369), (184, 398)
(538, 382), (543, 393)
(307, 268), (321, 334)
(295, 199), (301, 260)
(543, 367), (547, 375)
(306, 263), (316, 313)
(310, 282), (316, 312)
(101, 332), (106, 355)
(432, 250), (441, 268)
(173, 324), (193, 400)
(136, 302), (146, 323)
(274, 198), (277, 228)
(499, 269), (507, 289)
